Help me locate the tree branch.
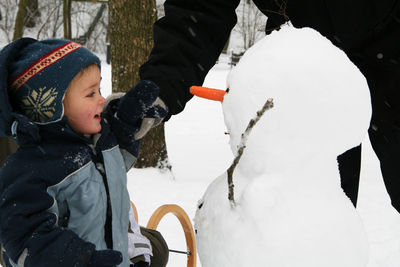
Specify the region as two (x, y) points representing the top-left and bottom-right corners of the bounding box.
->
(85, 3), (106, 42)
(227, 98), (274, 207)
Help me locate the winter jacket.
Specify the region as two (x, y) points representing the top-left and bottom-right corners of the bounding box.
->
(0, 40), (141, 267)
(140, 0), (400, 117)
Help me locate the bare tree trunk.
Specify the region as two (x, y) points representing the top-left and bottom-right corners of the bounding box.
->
(63, 0), (72, 39)
(0, 244), (3, 267)
(25, 0), (40, 28)
(85, 3), (107, 42)
(109, 0), (156, 90)
(222, 34), (230, 54)
(0, 137), (18, 167)
(135, 123), (170, 169)
(109, 0), (171, 170)
(13, 0), (28, 40)
(2, 0), (24, 164)
(236, 0), (266, 50)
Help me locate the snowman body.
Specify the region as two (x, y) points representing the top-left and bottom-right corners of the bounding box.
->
(194, 26), (370, 267)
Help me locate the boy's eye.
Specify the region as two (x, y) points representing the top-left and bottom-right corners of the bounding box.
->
(86, 87), (100, 97)
(86, 92), (95, 97)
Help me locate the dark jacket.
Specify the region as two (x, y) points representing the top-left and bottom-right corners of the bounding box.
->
(140, 0), (400, 116)
(0, 39), (141, 267)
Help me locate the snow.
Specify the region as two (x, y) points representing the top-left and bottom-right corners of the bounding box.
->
(117, 27), (400, 267)
(2, 25), (400, 266)
(195, 26), (371, 266)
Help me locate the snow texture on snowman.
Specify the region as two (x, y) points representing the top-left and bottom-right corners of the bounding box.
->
(194, 25), (371, 267)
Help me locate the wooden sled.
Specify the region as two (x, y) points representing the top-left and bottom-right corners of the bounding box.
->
(130, 202), (197, 267)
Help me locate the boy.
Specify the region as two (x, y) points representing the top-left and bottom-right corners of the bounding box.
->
(0, 38), (168, 267)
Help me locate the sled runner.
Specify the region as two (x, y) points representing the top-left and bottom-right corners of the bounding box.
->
(130, 202), (197, 267)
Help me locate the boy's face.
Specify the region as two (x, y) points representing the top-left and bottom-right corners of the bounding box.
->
(63, 65), (105, 136)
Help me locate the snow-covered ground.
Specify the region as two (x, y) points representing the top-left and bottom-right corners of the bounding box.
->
(100, 43), (400, 266)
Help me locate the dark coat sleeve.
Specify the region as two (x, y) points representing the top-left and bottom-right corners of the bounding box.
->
(0, 156), (95, 267)
(139, 0), (240, 116)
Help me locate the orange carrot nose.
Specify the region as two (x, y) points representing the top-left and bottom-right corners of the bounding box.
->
(190, 86), (226, 102)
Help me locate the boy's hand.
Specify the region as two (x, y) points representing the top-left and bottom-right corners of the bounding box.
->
(117, 80), (168, 140)
(87, 250), (123, 267)
(134, 97), (167, 139)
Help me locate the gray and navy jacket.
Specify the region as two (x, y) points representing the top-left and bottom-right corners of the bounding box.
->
(0, 40), (141, 267)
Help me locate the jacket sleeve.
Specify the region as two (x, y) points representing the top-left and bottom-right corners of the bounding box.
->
(139, 0), (240, 116)
(0, 161), (95, 267)
(102, 97), (141, 171)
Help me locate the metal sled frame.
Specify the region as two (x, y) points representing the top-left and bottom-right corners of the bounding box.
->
(130, 202), (197, 267)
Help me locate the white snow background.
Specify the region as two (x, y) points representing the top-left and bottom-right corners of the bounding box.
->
(103, 28), (400, 266)
(1, 25), (400, 266)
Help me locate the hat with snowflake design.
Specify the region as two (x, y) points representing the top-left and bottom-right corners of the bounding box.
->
(8, 38), (100, 124)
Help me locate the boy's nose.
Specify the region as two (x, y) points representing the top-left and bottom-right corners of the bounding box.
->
(99, 96), (106, 105)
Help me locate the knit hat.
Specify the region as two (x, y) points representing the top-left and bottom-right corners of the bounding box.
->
(8, 38), (101, 124)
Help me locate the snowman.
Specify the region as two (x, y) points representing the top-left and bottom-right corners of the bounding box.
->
(194, 26), (371, 267)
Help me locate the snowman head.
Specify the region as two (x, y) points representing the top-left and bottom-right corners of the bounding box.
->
(223, 26), (371, 176)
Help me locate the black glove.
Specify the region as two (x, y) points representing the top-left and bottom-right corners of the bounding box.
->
(139, 227), (169, 267)
(87, 250), (123, 267)
(117, 80), (168, 140)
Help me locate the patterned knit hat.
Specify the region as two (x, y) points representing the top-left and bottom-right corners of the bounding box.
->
(8, 38), (101, 124)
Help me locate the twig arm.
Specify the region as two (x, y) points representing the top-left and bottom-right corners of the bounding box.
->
(227, 98), (274, 206)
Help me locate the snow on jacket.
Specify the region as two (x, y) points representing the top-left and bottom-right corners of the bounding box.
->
(0, 40), (141, 267)
(140, 0), (400, 116)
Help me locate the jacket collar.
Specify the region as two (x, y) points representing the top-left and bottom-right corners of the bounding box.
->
(11, 115), (93, 147)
